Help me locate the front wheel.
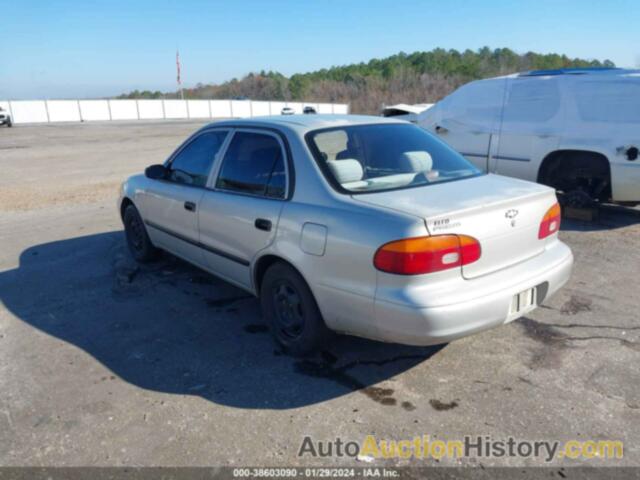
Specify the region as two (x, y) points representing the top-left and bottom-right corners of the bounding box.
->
(6, 119), (12, 128)
(260, 262), (330, 356)
(123, 204), (159, 262)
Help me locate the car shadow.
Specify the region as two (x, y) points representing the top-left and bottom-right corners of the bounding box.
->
(0, 231), (443, 410)
(561, 204), (640, 232)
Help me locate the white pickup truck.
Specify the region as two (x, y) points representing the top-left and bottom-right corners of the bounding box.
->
(0, 107), (12, 127)
(419, 68), (640, 207)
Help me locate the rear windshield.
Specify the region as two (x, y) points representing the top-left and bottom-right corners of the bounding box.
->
(306, 123), (481, 193)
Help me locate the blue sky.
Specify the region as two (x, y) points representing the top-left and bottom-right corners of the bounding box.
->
(1, 0), (638, 99)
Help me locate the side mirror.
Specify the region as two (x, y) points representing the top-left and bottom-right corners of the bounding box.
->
(145, 164), (168, 180)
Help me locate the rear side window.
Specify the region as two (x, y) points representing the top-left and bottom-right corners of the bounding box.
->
(575, 80), (640, 124)
(168, 131), (228, 187)
(216, 131), (287, 198)
(503, 78), (561, 123)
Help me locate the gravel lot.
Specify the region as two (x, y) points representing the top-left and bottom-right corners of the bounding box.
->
(0, 122), (638, 468)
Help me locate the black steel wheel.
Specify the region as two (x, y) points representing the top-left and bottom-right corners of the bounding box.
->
(260, 262), (330, 356)
(272, 280), (305, 340)
(123, 204), (159, 262)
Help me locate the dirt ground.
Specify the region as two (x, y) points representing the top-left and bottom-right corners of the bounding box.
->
(0, 122), (638, 468)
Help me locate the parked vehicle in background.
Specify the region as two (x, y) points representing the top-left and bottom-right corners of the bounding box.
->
(0, 107), (12, 127)
(303, 106), (317, 114)
(419, 68), (640, 207)
(119, 115), (572, 355)
(382, 103), (433, 123)
(281, 107), (295, 115)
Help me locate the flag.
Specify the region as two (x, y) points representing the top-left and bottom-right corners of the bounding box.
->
(176, 50), (181, 86)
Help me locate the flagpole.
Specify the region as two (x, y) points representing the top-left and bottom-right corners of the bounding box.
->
(176, 50), (184, 100)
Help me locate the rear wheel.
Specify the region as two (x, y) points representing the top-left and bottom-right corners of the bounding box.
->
(561, 188), (594, 209)
(539, 151), (610, 208)
(260, 262), (330, 356)
(123, 204), (158, 262)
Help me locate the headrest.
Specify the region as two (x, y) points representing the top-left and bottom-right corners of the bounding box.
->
(326, 159), (364, 184)
(403, 151), (433, 172)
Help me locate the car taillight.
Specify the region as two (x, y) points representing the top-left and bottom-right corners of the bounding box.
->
(373, 235), (481, 275)
(538, 203), (561, 239)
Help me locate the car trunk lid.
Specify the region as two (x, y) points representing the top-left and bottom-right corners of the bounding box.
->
(353, 174), (557, 279)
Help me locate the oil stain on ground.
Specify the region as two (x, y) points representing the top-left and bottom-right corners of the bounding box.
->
(429, 399), (459, 411)
(401, 401), (416, 411)
(518, 317), (569, 370)
(560, 295), (592, 315)
(293, 351), (434, 408)
(518, 316), (639, 368)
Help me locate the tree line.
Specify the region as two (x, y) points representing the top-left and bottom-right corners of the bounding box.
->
(117, 47), (615, 114)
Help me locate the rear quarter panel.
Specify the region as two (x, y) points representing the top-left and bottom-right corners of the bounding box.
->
(267, 200), (427, 339)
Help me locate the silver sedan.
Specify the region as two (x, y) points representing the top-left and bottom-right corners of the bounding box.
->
(119, 115), (573, 355)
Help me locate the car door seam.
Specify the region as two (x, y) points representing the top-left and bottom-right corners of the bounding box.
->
(145, 220), (250, 266)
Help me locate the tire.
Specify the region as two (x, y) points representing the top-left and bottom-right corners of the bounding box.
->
(260, 262), (330, 356)
(560, 188), (594, 209)
(6, 119), (12, 128)
(540, 152), (610, 205)
(123, 204), (159, 262)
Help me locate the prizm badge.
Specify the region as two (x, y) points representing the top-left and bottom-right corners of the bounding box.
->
(505, 209), (519, 227)
(431, 218), (462, 231)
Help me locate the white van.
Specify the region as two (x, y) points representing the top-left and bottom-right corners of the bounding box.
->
(418, 68), (640, 206)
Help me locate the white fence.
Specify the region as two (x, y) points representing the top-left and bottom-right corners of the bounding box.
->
(0, 99), (349, 125)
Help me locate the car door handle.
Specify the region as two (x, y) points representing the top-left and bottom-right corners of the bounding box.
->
(435, 125), (448, 134)
(184, 201), (196, 212)
(254, 218), (272, 231)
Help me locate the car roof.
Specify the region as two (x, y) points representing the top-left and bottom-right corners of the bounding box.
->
(489, 67), (640, 80)
(203, 114), (405, 133)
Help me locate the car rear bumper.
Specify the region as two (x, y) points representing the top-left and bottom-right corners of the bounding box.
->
(372, 240), (573, 346)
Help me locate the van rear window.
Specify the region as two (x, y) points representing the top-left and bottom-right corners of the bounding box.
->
(575, 80), (640, 124)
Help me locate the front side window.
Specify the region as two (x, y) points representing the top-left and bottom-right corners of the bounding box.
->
(216, 131), (287, 198)
(168, 131), (228, 187)
(307, 123), (481, 193)
(443, 79), (505, 129)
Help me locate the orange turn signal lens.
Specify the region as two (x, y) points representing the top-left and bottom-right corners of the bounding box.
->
(373, 235), (481, 275)
(538, 202), (561, 239)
